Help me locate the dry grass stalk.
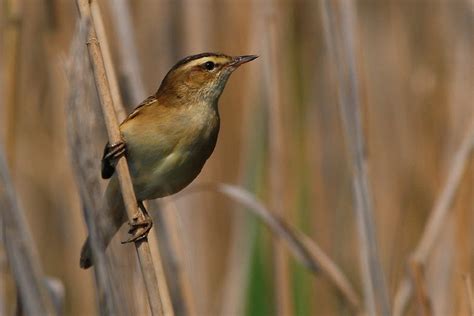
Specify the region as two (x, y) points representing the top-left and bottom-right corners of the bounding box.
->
(98, 1), (189, 313)
(219, 4), (263, 312)
(320, 0), (390, 314)
(90, 3), (175, 315)
(105, 0), (146, 105)
(408, 260), (433, 316)
(89, 2), (175, 315)
(65, 18), (122, 316)
(89, 1), (126, 122)
(463, 274), (474, 316)
(75, 1), (165, 314)
(393, 119), (474, 316)
(181, 183), (362, 313)
(145, 227), (174, 316)
(2, 0), (22, 168)
(44, 277), (65, 315)
(0, 0), (23, 312)
(157, 200), (198, 316)
(0, 150), (55, 315)
(261, 2), (293, 315)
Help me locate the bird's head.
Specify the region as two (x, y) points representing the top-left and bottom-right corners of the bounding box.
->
(156, 53), (258, 104)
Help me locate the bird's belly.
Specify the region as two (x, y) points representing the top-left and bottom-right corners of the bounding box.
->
(140, 151), (205, 199)
(126, 141), (214, 201)
(121, 104), (219, 201)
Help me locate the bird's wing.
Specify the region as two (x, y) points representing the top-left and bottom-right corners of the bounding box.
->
(122, 95), (158, 123)
(101, 95), (158, 179)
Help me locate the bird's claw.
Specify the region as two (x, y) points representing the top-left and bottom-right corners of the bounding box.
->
(101, 140), (127, 179)
(104, 141), (126, 161)
(121, 216), (153, 244)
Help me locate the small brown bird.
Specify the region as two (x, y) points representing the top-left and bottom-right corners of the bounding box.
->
(80, 52), (257, 269)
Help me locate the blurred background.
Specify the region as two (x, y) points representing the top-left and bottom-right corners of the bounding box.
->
(0, 0), (473, 315)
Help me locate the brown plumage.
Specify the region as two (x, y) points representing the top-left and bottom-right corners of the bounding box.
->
(80, 52), (257, 269)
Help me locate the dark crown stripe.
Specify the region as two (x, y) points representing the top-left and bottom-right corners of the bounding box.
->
(171, 52), (226, 71)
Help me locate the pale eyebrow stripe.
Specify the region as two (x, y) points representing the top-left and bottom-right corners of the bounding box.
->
(180, 57), (229, 70)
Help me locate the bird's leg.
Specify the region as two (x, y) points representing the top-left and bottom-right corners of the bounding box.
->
(121, 201), (153, 244)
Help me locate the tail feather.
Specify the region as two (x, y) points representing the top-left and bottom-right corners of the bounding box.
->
(79, 177), (127, 269)
(80, 237), (93, 269)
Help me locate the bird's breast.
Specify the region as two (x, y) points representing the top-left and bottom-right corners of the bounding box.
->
(121, 104), (220, 200)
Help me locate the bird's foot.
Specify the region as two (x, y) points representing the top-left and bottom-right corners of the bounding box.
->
(121, 202), (153, 244)
(101, 140), (127, 179)
(104, 141), (126, 162)
(121, 216), (153, 244)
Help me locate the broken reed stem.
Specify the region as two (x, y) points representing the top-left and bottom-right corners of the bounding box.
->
(320, 0), (390, 315)
(393, 120), (474, 316)
(181, 183), (362, 313)
(75, 1), (164, 315)
(408, 261), (433, 316)
(66, 18), (121, 316)
(0, 149), (56, 316)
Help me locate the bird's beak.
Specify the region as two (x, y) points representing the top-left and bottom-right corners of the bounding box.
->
(229, 55), (259, 68)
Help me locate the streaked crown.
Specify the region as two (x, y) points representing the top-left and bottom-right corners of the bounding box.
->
(156, 52), (257, 104)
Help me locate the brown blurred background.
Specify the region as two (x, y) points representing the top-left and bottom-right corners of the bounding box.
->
(0, 0), (473, 315)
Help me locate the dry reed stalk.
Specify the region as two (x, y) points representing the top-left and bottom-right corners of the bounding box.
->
(393, 119), (474, 316)
(463, 274), (474, 316)
(44, 277), (65, 315)
(182, 0), (211, 52)
(261, 2), (293, 315)
(0, 228), (5, 315)
(89, 2), (175, 315)
(90, 3), (156, 315)
(3, 0), (22, 169)
(320, 1), (390, 315)
(89, 1), (126, 122)
(180, 2), (214, 312)
(408, 260), (433, 316)
(157, 200), (198, 316)
(219, 3), (263, 314)
(75, 1), (164, 314)
(181, 183), (362, 313)
(0, 150), (55, 315)
(65, 18), (122, 316)
(0, 0), (23, 312)
(106, 0), (146, 105)
(146, 227), (174, 316)
(100, 1), (190, 313)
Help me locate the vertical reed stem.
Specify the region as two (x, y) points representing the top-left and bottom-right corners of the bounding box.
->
(262, 2), (293, 315)
(3, 0), (22, 169)
(0, 150), (56, 316)
(320, 0), (390, 314)
(393, 120), (474, 316)
(75, 1), (164, 314)
(66, 18), (121, 316)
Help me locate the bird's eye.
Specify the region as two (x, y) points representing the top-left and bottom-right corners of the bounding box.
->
(203, 61), (215, 71)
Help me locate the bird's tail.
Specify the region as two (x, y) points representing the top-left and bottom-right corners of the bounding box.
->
(80, 237), (94, 269)
(80, 177), (127, 269)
